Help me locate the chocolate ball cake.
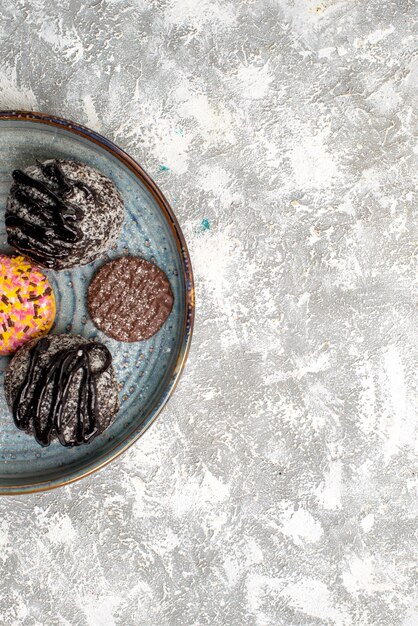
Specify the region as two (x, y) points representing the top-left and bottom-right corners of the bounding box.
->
(6, 159), (124, 270)
(5, 334), (120, 447)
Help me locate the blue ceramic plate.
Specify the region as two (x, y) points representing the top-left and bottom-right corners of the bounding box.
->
(0, 111), (194, 494)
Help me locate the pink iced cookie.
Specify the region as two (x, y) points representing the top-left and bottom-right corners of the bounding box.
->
(0, 255), (56, 356)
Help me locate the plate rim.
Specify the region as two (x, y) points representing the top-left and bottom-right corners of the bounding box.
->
(0, 109), (195, 495)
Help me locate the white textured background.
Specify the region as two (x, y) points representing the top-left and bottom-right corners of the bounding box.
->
(0, 1), (417, 625)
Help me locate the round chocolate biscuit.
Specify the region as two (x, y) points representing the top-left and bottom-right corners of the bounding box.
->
(88, 256), (174, 342)
(5, 334), (120, 447)
(6, 159), (124, 270)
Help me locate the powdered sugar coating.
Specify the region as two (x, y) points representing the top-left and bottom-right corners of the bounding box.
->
(6, 159), (124, 269)
(0, 255), (55, 355)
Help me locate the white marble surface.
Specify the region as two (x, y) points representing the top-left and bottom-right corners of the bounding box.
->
(0, 1), (417, 625)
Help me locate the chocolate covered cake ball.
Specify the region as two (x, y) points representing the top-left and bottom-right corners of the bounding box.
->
(6, 159), (124, 270)
(5, 334), (120, 447)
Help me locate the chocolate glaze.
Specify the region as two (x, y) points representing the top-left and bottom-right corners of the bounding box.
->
(12, 337), (112, 447)
(6, 162), (93, 268)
